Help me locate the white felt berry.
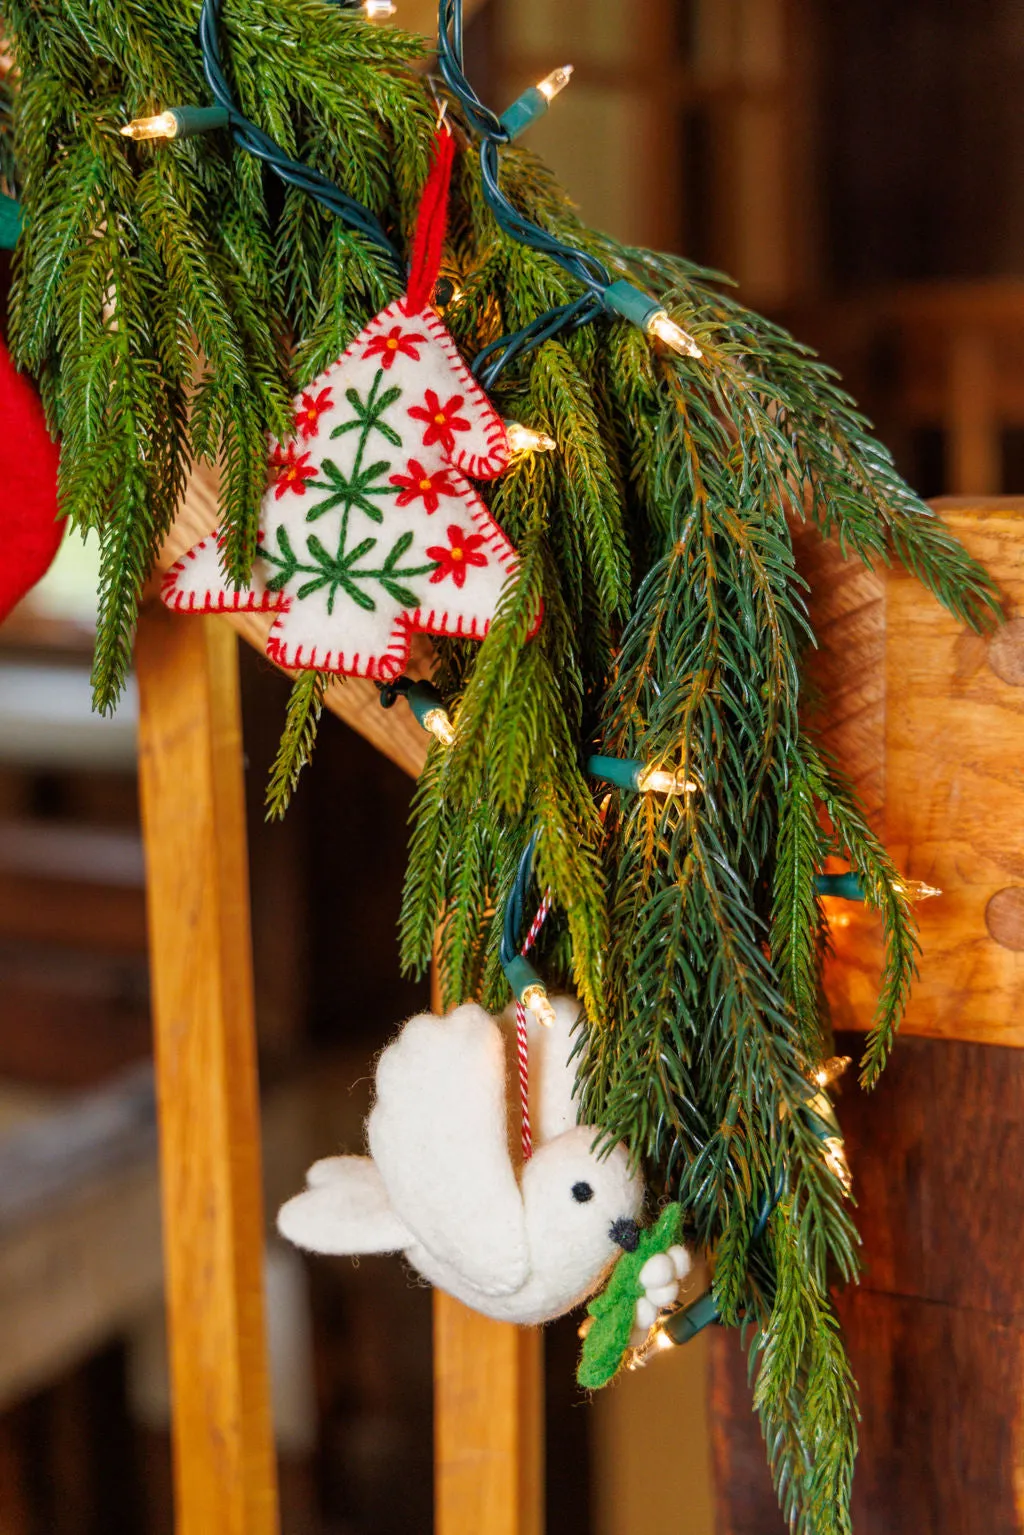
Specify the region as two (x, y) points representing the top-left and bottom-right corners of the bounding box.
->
(638, 1252), (675, 1290)
(644, 1280), (681, 1310)
(634, 1295), (658, 1332)
(668, 1244), (692, 1280)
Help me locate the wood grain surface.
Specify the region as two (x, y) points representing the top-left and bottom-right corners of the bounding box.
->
(710, 1030), (1024, 1534)
(798, 501), (1024, 1046)
(157, 464), (428, 780)
(136, 607), (279, 1535)
(712, 500), (1024, 1531)
(427, 963), (544, 1535)
(434, 1296), (544, 1535)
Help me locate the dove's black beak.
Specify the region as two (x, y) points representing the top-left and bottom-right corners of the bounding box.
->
(610, 1217), (640, 1253)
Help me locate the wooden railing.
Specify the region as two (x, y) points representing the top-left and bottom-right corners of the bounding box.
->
(146, 421), (1024, 1535)
(714, 499), (1024, 1533)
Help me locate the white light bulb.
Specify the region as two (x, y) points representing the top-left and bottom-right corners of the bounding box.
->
(505, 421), (557, 454)
(522, 984), (557, 1028)
(813, 1055), (852, 1089)
(646, 310), (703, 360)
(893, 879), (942, 901)
(824, 1136), (852, 1195)
(120, 111), (178, 141)
(635, 766), (698, 796)
(421, 707), (456, 747)
(536, 65), (574, 101)
(362, 0), (396, 15)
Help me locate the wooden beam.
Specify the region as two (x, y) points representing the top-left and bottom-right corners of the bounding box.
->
(710, 1029), (1024, 1535)
(434, 1298), (544, 1535)
(712, 498), (1024, 1530)
(796, 499), (1024, 1047)
(157, 466), (428, 780)
(429, 964), (544, 1535)
(136, 605), (279, 1535)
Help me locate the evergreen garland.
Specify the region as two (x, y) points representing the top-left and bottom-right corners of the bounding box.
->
(1, 4), (1001, 1530)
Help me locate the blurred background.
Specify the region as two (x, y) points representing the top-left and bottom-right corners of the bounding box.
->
(0, 0), (1020, 1531)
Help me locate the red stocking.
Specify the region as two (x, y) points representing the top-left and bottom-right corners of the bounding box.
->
(0, 339), (62, 624)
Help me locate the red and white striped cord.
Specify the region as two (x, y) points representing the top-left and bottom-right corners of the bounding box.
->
(516, 889), (552, 1163)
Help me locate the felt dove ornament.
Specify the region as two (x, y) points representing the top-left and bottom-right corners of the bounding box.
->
(277, 995), (646, 1326)
(162, 129), (528, 680)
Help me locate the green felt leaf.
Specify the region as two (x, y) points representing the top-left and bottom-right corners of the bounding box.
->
(577, 1204), (684, 1390)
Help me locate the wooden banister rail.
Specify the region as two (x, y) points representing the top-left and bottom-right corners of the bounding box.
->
(155, 464), (429, 779)
(794, 498), (1024, 1047)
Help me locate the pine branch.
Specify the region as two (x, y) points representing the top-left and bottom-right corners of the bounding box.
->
(3, 10), (1002, 1528)
(804, 741), (920, 1087)
(265, 669), (329, 820)
(772, 747), (833, 1060)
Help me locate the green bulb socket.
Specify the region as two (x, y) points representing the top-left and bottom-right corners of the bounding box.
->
(503, 954), (544, 1001)
(169, 105), (231, 139)
(814, 872), (864, 901)
(586, 754), (644, 792)
(0, 193), (22, 251)
(403, 680), (446, 731)
(661, 1289), (720, 1346)
(498, 86), (549, 141)
(602, 280), (662, 332)
(804, 1090), (842, 1143)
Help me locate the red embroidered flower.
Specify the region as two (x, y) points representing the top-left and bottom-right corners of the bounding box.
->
(408, 390), (471, 454)
(363, 325), (426, 369)
(270, 442), (318, 499)
(294, 387), (333, 440)
(389, 458), (459, 514)
(426, 524), (489, 589)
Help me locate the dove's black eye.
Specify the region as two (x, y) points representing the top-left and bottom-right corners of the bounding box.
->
(572, 1181), (594, 1203)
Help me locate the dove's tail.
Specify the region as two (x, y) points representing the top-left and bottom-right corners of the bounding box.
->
(277, 1155), (412, 1256)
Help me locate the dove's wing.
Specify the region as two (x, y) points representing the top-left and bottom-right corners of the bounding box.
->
(368, 1004), (529, 1296)
(277, 1155), (412, 1255)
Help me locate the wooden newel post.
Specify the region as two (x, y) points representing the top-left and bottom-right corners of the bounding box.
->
(434, 1297), (544, 1535)
(430, 970), (545, 1535)
(136, 603), (279, 1535)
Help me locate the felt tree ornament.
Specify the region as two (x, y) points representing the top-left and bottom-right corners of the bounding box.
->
(278, 995), (646, 1326)
(0, 336), (63, 625)
(162, 128), (525, 679)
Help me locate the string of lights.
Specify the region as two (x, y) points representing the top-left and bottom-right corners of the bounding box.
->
(118, 0), (899, 1385)
(499, 833), (556, 1028)
(121, 0), (402, 271)
(629, 1057), (854, 1369)
(436, 0), (703, 379)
